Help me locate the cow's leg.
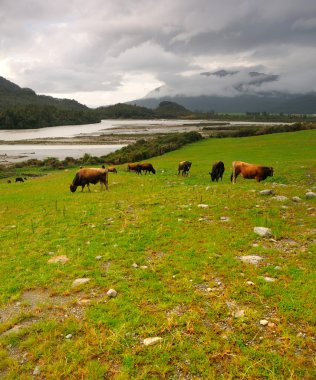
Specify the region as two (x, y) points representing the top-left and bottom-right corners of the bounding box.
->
(87, 183), (91, 192)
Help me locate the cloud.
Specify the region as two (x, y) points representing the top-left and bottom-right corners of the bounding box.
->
(1, 0), (316, 106)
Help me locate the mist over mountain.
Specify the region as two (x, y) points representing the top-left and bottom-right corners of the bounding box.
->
(131, 69), (316, 114)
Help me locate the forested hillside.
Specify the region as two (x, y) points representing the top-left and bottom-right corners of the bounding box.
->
(0, 76), (100, 129)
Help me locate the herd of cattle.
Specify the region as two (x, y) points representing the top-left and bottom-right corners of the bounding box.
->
(68, 160), (274, 192)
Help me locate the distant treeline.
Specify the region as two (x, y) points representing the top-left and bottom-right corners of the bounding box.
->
(202, 121), (316, 137)
(0, 104), (100, 129)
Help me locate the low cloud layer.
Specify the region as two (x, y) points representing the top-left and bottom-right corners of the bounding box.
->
(1, 0), (316, 106)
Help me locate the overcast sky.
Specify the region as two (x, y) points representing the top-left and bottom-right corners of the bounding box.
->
(1, 0), (316, 107)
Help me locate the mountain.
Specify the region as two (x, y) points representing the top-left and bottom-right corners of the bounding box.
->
(0, 76), (100, 129)
(131, 70), (316, 114)
(0, 76), (87, 111)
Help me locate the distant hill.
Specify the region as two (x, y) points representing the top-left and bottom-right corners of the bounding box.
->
(130, 93), (316, 114)
(0, 76), (100, 129)
(95, 101), (194, 119)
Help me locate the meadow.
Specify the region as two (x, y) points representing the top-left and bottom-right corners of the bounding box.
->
(0, 130), (315, 379)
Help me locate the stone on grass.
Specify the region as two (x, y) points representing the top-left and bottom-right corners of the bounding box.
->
(305, 191), (316, 199)
(33, 366), (41, 376)
(292, 196), (302, 203)
(72, 278), (90, 287)
(260, 319), (269, 326)
(220, 216), (230, 222)
(198, 204), (209, 209)
(239, 255), (263, 265)
(246, 281), (255, 286)
(272, 196), (288, 202)
(263, 276), (276, 282)
(254, 227), (272, 237)
(132, 263), (139, 268)
(143, 337), (162, 346)
(232, 309), (245, 318)
(48, 255), (69, 264)
(106, 289), (117, 298)
(259, 189), (274, 195)
(65, 334), (73, 339)
(95, 255), (102, 260)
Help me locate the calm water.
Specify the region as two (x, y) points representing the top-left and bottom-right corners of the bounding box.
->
(0, 119), (206, 162)
(0, 119), (206, 141)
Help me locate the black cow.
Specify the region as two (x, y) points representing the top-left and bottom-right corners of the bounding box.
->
(15, 177), (24, 182)
(209, 161), (225, 182)
(178, 161), (192, 176)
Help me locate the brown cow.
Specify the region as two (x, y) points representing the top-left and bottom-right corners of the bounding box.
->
(178, 161), (192, 176)
(102, 165), (117, 173)
(137, 163), (156, 175)
(231, 161), (273, 183)
(70, 168), (109, 192)
(108, 166), (117, 173)
(127, 163), (140, 173)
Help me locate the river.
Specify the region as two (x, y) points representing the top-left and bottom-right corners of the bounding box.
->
(0, 119), (207, 163)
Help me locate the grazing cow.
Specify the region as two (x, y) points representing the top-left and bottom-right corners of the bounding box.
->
(70, 168), (109, 192)
(7, 180), (11, 183)
(102, 165), (117, 173)
(209, 161), (225, 182)
(15, 177), (24, 182)
(108, 166), (117, 173)
(231, 161), (273, 183)
(137, 163), (156, 175)
(178, 161), (192, 176)
(127, 163), (140, 173)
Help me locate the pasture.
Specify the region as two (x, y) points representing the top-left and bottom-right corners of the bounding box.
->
(0, 130), (315, 379)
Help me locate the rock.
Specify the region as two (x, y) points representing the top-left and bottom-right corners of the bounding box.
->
(268, 322), (275, 328)
(72, 278), (90, 287)
(260, 319), (269, 326)
(259, 189), (274, 195)
(65, 334), (72, 339)
(77, 299), (91, 305)
(198, 204), (209, 208)
(246, 281), (255, 286)
(305, 191), (316, 199)
(143, 337), (162, 346)
(272, 196), (288, 201)
(263, 276), (276, 282)
(238, 255), (263, 265)
(232, 309), (245, 318)
(220, 216), (230, 222)
(292, 196), (301, 203)
(254, 227), (272, 237)
(132, 263), (139, 268)
(33, 366), (41, 375)
(106, 289), (117, 298)
(48, 255), (69, 264)
(140, 265), (148, 269)
(95, 255), (102, 260)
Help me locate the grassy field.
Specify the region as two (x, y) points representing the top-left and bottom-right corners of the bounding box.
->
(0, 130), (315, 379)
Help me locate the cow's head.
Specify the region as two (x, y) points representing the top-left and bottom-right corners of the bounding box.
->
(70, 184), (77, 192)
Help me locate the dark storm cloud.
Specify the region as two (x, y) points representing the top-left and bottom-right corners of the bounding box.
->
(1, 0), (316, 105)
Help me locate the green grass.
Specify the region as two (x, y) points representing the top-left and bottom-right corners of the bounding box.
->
(0, 130), (315, 379)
